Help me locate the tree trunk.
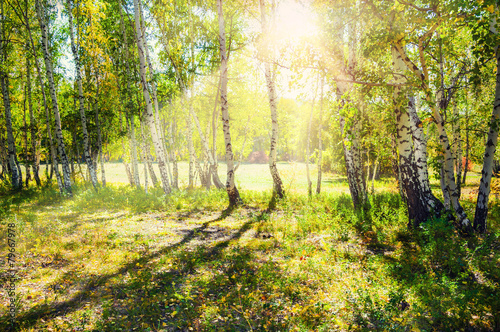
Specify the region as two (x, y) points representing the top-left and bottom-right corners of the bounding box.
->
(169, 115), (179, 190)
(35, 0), (72, 195)
(133, 0), (171, 194)
(0, 71), (20, 189)
(371, 156), (379, 193)
(306, 93), (314, 197)
(138, 0), (171, 188)
(27, 56), (41, 186)
(23, 85), (31, 186)
(67, 0), (98, 189)
(463, 105), (470, 185)
(392, 46), (444, 227)
(218, 0), (241, 207)
(141, 119), (158, 187)
(474, 40), (500, 233)
(191, 106), (225, 189)
(186, 97), (196, 189)
(339, 110), (369, 211)
(140, 120), (149, 194)
(394, 42), (470, 230)
(440, 165), (451, 209)
(129, 115), (141, 188)
(259, 0), (285, 200)
(452, 100), (463, 198)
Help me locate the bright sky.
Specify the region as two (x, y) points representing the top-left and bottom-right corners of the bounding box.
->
(274, 0), (319, 41)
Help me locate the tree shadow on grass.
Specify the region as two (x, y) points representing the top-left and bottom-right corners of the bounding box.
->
(92, 209), (309, 332)
(2, 209), (232, 331)
(376, 222), (500, 331)
(8, 206), (320, 332)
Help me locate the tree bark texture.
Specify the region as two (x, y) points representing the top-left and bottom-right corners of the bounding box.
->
(259, 0), (285, 199)
(392, 46), (444, 227)
(35, 0), (72, 195)
(67, 0), (99, 189)
(133, 0), (171, 194)
(474, 40), (500, 233)
(218, 0), (241, 207)
(26, 56), (41, 186)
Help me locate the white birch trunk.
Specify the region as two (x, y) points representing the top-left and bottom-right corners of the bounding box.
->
(394, 42), (470, 230)
(186, 98), (196, 189)
(392, 46), (444, 227)
(133, 0), (171, 194)
(474, 16), (500, 232)
(26, 56), (41, 186)
(259, 0), (285, 199)
(218, 0), (241, 206)
(67, 0), (98, 189)
(452, 100), (462, 198)
(306, 92), (314, 197)
(0, 72), (20, 188)
(317, 75), (323, 195)
(35, 0), (72, 195)
(129, 115), (141, 188)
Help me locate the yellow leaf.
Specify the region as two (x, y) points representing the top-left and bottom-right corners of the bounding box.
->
(487, 4), (495, 13)
(171, 311), (177, 317)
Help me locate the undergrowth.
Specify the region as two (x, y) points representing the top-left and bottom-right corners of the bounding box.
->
(0, 183), (499, 331)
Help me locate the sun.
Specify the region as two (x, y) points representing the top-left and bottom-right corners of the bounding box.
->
(273, 0), (319, 41)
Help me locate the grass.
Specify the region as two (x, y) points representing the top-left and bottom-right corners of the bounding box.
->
(0, 163), (499, 331)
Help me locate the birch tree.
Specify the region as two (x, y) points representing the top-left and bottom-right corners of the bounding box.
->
(259, 0), (285, 200)
(35, 0), (73, 195)
(0, 5), (21, 188)
(218, 0), (241, 207)
(474, 8), (500, 233)
(133, 0), (171, 194)
(67, 0), (99, 189)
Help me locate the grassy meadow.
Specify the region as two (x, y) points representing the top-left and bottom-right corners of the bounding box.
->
(0, 162), (499, 331)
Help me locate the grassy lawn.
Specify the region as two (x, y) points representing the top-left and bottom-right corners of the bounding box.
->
(0, 163), (499, 331)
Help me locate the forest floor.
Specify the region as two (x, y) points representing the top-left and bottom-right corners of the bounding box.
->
(0, 163), (499, 331)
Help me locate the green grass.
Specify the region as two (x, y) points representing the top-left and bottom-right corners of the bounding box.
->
(0, 165), (499, 331)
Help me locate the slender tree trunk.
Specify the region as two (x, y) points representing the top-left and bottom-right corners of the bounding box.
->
(440, 165), (451, 209)
(191, 106), (225, 189)
(218, 0), (241, 207)
(259, 0), (285, 199)
(452, 100), (463, 198)
(463, 104), (470, 185)
(133, 0), (171, 194)
(306, 93), (314, 197)
(169, 113), (179, 190)
(67, 0), (98, 189)
(138, 0), (171, 188)
(35, 0), (72, 195)
(140, 120), (149, 194)
(119, 111), (134, 186)
(0, 3), (21, 189)
(129, 115), (141, 188)
(141, 120), (158, 187)
(186, 96), (196, 189)
(95, 100), (106, 187)
(23, 85), (32, 186)
(371, 156), (379, 193)
(209, 79), (224, 189)
(27, 57), (41, 186)
(366, 151), (370, 188)
(0, 72), (20, 189)
(474, 38), (500, 233)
